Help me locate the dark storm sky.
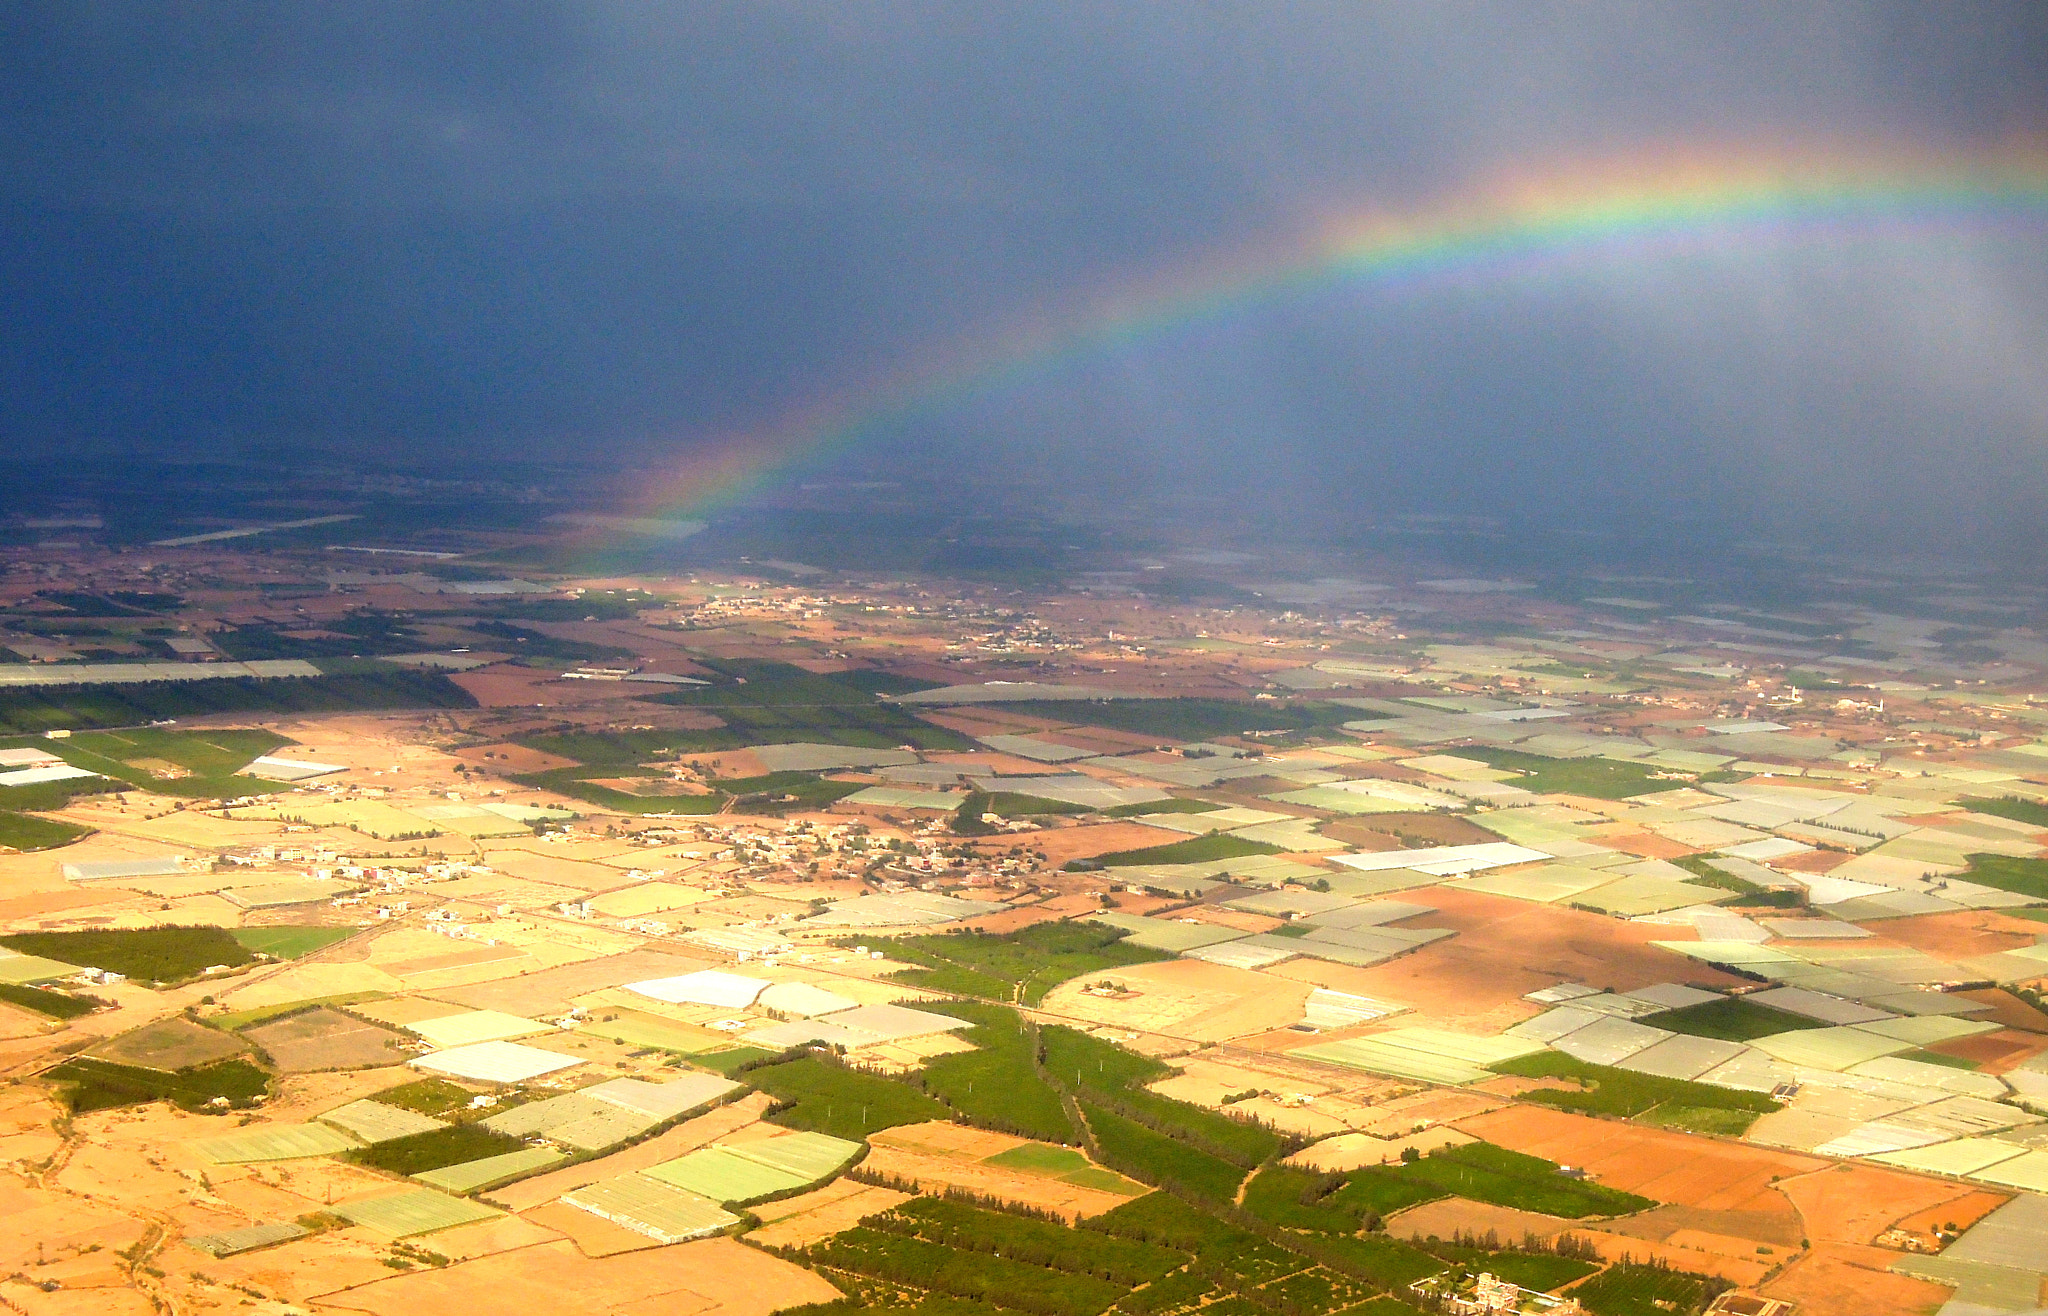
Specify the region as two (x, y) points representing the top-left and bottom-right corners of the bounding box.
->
(3, 2), (2046, 540)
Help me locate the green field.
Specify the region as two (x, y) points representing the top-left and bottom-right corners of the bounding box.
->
(1084, 834), (1281, 868)
(369, 1078), (489, 1119)
(0, 982), (100, 1018)
(1491, 1051), (1777, 1135)
(230, 926), (357, 959)
(1100, 799), (1222, 818)
(347, 1124), (526, 1175)
(996, 699), (1358, 742)
(1, 925), (256, 984)
(880, 923), (1170, 1006)
(806, 1226), (1127, 1316)
(745, 1056), (950, 1139)
(47, 1056), (270, 1112)
(636, 660), (976, 752)
(0, 811), (92, 851)
(1961, 796), (2048, 828)
(1639, 997), (1829, 1042)
(874, 1198), (1186, 1287)
(1955, 854), (2048, 901)
(1080, 1103), (1247, 1202)
(1455, 748), (1670, 799)
(918, 1001), (1075, 1142)
(1570, 1261), (1725, 1316)
(1374, 1143), (1653, 1219)
(715, 771), (866, 813)
(0, 669), (476, 736)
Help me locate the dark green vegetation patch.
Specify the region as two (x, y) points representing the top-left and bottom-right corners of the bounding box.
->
(0, 811), (92, 851)
(1457, 747), (1671, 800)
(1960, 796), (2048, 828)
(348, 1124), (526, 1175)
(1085, 834), (1281, 868)
(48, 1057), (269, 1112)
(1639, 996), (1829, 1042)
(1, 925), (255, 983)
(0, 982), (100, 1018)
(1955, 854), (2048, 901)
(230, 926), (356, 959)
(996, 699), (1359, 743)
(747, 1056), (950, 1139)
(919, 1002), (1075, 1142)
(1570, 1261), (1726, 1316)
(882, 923), (1169, 1006)
(1491, 1051), (1777, 1136)
(369, 1078), (488, 1119)
(640, 660), (976, 752)
(0, 669), (475, 737)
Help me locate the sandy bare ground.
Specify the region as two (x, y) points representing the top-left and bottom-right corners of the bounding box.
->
(747, 1179), (913, 1249)
(1758, 1242), (1954, 1316)
(862, 1121), (1143, 1220)
(310, 1235), (841, 1316)
(1455, 1106), (1820, 1217)
(1037, 958), (1310, 1043)
(1387, 1199), (1775, 1288)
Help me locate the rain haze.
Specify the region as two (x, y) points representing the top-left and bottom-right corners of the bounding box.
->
(2, 2), (2047, 553)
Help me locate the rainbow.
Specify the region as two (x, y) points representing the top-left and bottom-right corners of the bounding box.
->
(616, 142), (2048, 528)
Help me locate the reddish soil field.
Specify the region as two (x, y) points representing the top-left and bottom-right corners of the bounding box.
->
(1591, 830), (1696, 860)
(315, 1235), (840, 1316)
(1013, 822), (1191, 866)
(1891, 1189), (2011, 1238)
(1925, 1028), (2048, 1072)
(1769, 849), (1852, 874)
(1859, 910), (2038, 960)
(1455, 1106), (1818, 1221)
(1776, 1161), (1999, 1246)
(454, 742), (580, 772)
(1759, 1242), (1953, 1316)
(1947, 988), (2048, 1034)
(1274, 887), (1745, 1028)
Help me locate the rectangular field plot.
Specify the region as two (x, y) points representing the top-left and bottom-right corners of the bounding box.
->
(1750, 1026), (1914, 1071)
(88, 1017), (249, 1070)
(1870, 1138), (2031, 1177)
(1969, 1149), (2048, 1193)
(242, 1006), (406, 1072)
(407, 1009), (551, 1049)
(186, 1222), (308, 1257)
(320, 1099), (448, 1144)
(192, 1123), (359, 1164)
(644, 1148), (811, 1202)
(332, 1187), (500, 1236)
(563, 1173), (739, 1242)
(1293, 1028), (1544, 1085)
(409, 1040), (582, 1083)
(412, 1145), (567, 1193)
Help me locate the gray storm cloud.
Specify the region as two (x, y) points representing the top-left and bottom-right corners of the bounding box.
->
(0, 1), (2043, 547)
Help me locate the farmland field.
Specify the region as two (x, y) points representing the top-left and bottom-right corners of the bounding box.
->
(231, 925), (358, 959)
(1570, 1261), (1725, 1316)
(0, 981), (99, 1018)
(881, 923), (1169, 1005)
(1371, 1143), (1653, 1219)
(1085, 834), (1280, 868)
(89, 1016), (249, 1069)
(919, 1001), (1075, 1142)
(348, 1123), (526, 1175)
(0, 811), (91, 851)
(1638, 997), (1829, 1042)
(47, 1056), (270, 1112)
(0, 925), (255, 983)
(1490, 1051), (1777, 1135)
(0, 669), (475, 736)
(242, 1005), (407, 1071)
(746, 1056), (950, 1139)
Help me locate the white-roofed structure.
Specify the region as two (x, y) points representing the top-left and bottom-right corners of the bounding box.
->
(408, 1040), (582, 1084)
(758, 981), (862, 1018)
(1332, 842), (1550, 876)
(625, 970), (772, 1009)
